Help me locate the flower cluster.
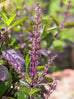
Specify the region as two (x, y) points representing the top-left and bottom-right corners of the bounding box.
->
(59, 0), (71, 31)
(29, 2), (42, 86)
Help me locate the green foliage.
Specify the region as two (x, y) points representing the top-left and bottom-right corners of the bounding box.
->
(0, 80), (7, 98)
(0, 0), (6, 3)
(7, 71), (12, 87)
(38, 66), (45, 71)
(25, 53), (30, 72)
(24, 72), (31, 83)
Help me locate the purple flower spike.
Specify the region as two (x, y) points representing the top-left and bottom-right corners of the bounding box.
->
(59, 0), (71, 31)
(46, 78), (57, 98)
(29, 2), (42, 86)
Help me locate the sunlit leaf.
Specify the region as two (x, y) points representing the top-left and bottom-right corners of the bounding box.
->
(50, 16), (60, 26)
(0, 0), (6, 3)
(47, 26), (58, 31)
(30, 88), (40, 95)
(25, 53), (30, 72)
(1, 12), (8, 24)
(6, 14), (16, 26)
(38, 66), (45, 71)
(10, 17), (27, 29)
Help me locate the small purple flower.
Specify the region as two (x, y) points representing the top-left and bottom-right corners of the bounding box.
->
(59, 0), (71, 31)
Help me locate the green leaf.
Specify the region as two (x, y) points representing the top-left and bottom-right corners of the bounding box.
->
(6, 14), (16, 26)
(38, 66), (45, 71)
(25, 54), (30, 72)
(0, 80), (7, 98)
(7, 71), (12, 87)
(20, 87), (30, 95)
(24, 72), (31, 83)
(30, 88), (40, 95)
(40, 25), (46, 37)
(47, 26), (58, 31)
(0, 25), (5, 29)
(44, 32), (53, 48)
(10, 17), (27, 29)
(17, 90), (29, 99)
(1, 12), (8, 24)
(0, 0), (6, 3)
(20, 79), (29, 87)
(10, 39), (16, 46)
(50, 16), (60, 26)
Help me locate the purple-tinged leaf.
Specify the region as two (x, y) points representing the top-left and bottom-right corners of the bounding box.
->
(0, 65), (9, 81)
(2, 49), (25, 72)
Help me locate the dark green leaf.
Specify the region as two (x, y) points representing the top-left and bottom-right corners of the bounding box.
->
(7, 71), (12, 87)
(17, 91), (28, 99)
(0, 80), (7, 98)
(44, 32), (53, 48)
